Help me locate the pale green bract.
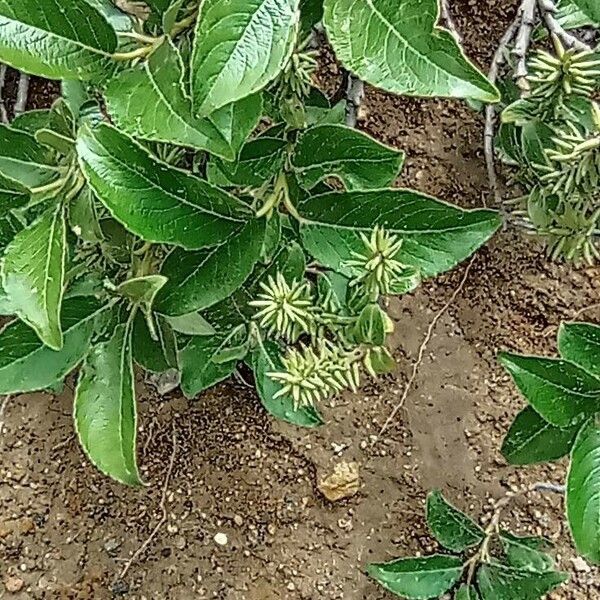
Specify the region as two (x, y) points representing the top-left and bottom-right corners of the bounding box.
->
(191, 0), (300, 115)
(323, 0), (499, 103)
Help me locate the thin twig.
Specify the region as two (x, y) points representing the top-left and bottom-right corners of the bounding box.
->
(0, 395), (12, 435)
(440, 0), (462, 43)
(375, 257), (476, 440)
(531, 482), (566, 494)
(572, 302), (600, 319)
(484, 16), (521, 206)
(513, 0), (537, 93)
(14, 73), (29, 116)
(118, 427), (177, 581)
(537, 0), (591, 51)
(0, 64), (8, 123)
(345, 75), (365, 128)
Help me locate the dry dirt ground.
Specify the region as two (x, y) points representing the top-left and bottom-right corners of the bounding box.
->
(2, 0), (600, 598)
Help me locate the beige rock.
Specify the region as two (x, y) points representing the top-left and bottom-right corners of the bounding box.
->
(317, 461), (360, 502)
(5, 576), (25, 593)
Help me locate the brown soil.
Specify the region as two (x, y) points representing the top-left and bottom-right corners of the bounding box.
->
(2, 1), (600, 598)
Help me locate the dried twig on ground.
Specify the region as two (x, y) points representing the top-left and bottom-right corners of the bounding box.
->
(13, 73), (29, 116)
(0, 395), (12, 436)
(375, 256), (476, 440)
(118, 427), (178, 581)
(513, 0), (537, 92)
(537, 0), (591, 51)
(532, 482), (566, 494)
(440, 0), (462, 43)
(345, 75), (365, 128)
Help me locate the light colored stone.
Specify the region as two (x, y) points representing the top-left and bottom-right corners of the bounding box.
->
(214, 532), (228, 546)
(317, 462), (360, 502)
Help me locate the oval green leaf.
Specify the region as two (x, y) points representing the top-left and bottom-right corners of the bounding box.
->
(0, 296), (105, 394)
(156, 218), (266, 316)
(292, 124), (404, 190)
(75, 321), (142, 486)
(77, 123), (251, 249)
(567, 417), (600, 563)
(191, 0), (299, 115)
(2, 205), (66, 350)
(501, 406), (580, 465)
(0, 0), (116, 79)
(367, 554), (463, 599)
(499, 353), (600, 427)
(558, 321), (600, 379)
(105, 40), (262, 160)
(323, 0), (499, 103)
(298, 189), (501, 278)
(426, 490), (484, 552)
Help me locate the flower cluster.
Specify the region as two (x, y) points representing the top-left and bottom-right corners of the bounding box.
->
(249, 273), (314, 341)
(345, 226), (408, 299)
(268, 341), (361, 408)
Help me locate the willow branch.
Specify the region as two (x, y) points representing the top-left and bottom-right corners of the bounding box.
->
(14, 73), (29, 116)
(440, 0), (462, 43)
(345, 75), (365, 127)
(0, 65), (7, 123)
(484, 16), (520, 206)
(537, 0), (591, 51)
(513, 0), (537, 93)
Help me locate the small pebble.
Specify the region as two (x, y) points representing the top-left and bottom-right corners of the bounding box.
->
(214, 532), (228, 546)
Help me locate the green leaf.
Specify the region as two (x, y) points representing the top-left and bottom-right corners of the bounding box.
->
(132, 312), (177, 373)
(105, 40), (262, 160)
(477, 563), (567, 599)
(521, 121), (553, 169)
(499, 353), (600, 427)
(252, 340), (324, 427)
(500, 532), (555, 573)
(298, 189), (501, 278)
(292, 124), (404, 190)
(179, 332), (242, 398)
(191, 0), (300, 115)
(204, 240), (306, 332)
(0, 0), (116, 79)
(0, 124), (60, 189)
(558, 321), (600, 379)
(567, 417), (600, 563)
(207, 137), (287, 187)
(117, 275), (167, 313)
(166, 312), (215, 336)
(0, 173), (28, 211)
(299, 0), (323, 37)
(2, 205), (66, 350)
(426, 490), (484, 552)
(0, 296), (105, 394)
(85, 0), (134, 32)
(366, 554), (463, 599)
(501, 406), (580, 465)
(75, 320), (141, 486)
(323, 0), (499, 103)
(455, 585), (480, 600)
(156, 218), (266, 316)
(69, 187), (104, 244)
(0, 212), (21, 249)
(77, 123), (251, 249)
(354, 303), (387, 346)
(554, 0), (599, 28)
(570, 0), (600, 21)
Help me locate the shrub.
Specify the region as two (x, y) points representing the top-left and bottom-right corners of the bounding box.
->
(500, 322), (600, 565)
(368, 489), (568, 599)
(0, 0), (499, 484)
